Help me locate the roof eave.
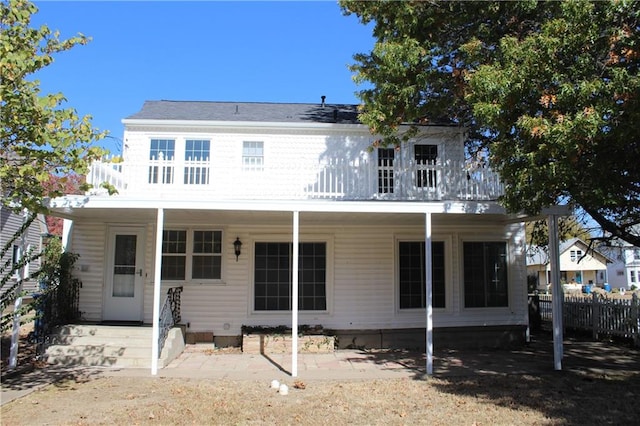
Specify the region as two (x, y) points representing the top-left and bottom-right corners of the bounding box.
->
(121, 118), (371, 132)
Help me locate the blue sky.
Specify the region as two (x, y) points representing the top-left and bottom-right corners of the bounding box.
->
(31, 1), (375, 154)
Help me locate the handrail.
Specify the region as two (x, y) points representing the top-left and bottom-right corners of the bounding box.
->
(157, 286), (183, 358)
(87, 156), (503, 202)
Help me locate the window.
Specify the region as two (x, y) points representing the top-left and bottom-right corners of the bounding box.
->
(464, 242), (508, 308)
(149, 139), (175, 184)
(399, 241), (445, 309)
(243, 141), (264, 171)
(184, 140), (210, 185)
(161, 230), (186, 280)
(378, 148), (395, 194)
(414, 144), (438, 188)
(11, 245), (21, 279)
(254, 242), (326, 311)
(192, 231), (222, 279)
(634, 249), (640, 261)
(570, 249), (583, 262)
(161, 230), (222, 281)
(631, 271), (637, 283)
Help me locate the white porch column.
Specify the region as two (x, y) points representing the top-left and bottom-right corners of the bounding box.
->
(548, 213), (563, 370)
(151, 208), (164, 375)
(291, 211), (300, 377)
(425, 212), (433, 376)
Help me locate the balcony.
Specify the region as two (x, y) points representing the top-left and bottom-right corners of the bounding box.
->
(87, 155), (504, 202)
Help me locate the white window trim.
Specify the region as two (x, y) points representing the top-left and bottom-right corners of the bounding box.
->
(160, 227), (225, 285)
(248, 234), (334, 316)
(459, 237), (513, 312)
(242, 140), (265, 172)
(393, 234), (453, 315)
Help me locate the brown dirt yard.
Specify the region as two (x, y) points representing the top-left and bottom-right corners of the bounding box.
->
(2, 331), (640, 425)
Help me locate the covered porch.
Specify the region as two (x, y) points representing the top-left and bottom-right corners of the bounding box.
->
(49, 196), (565, 376)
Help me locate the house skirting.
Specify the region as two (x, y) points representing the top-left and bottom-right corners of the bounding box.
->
(333, 326), (527, 351)
(207, 325), (527, 351)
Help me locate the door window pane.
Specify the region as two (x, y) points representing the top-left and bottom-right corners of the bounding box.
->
(399, 241), (445, 309)
(113, 235), (136, 297)
(254, 242), (327, 311)
(464, 242), (508, 308)
(414, 144), (438, 188)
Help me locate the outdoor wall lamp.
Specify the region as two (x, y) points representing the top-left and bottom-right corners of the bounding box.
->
(233, 237), (243, 262)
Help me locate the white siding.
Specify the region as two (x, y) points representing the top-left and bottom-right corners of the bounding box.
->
(103, 126), (491, 202)
(333, 228), (394, 329)
(68, 214), (527, 335)
(0, 208), (46, 295)
(68, 222), (107, 321)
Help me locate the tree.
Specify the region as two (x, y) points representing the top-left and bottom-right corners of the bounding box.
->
(1, 0), (107, 214)
(526, 217), (593, 247)
(341, 0), (640, 246)
(42, 173), (85, 235)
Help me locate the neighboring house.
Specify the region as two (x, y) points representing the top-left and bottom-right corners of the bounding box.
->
(47, 99), (530, 351)
(603, 244), (640, 290)
(0, 206), (48, 298)
(527, 238), (611, 292)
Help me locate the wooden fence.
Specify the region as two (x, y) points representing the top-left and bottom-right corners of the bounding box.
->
(535, 293), (640, 346)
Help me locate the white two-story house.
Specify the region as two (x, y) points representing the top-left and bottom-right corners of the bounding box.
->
(48, 99), (528, 354)
(604, 243), (640, 290)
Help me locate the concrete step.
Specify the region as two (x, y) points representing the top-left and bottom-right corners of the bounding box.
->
(53, 324), (152, 338)
(48, 334), (151, 347)
(45, 324), (185, 369)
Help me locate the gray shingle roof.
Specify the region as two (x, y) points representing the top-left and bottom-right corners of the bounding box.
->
(125, 100), (362, 124)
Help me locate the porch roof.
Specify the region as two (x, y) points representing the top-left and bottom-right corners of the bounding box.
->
(47, 195), (513, 224)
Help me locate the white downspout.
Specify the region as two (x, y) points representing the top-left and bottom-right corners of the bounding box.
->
(151, 208), (164, 375)
(548, 213), (563, 370)
(425, 212), (433, 375)
(291, 211), (300, 377)
(61, 219), (73, 251)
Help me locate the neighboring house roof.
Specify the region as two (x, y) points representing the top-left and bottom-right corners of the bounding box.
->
(124, 100), (361, 125)
(526, 246), (548, 266)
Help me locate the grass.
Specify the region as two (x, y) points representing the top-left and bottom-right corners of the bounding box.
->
(2, 370), (640, 425)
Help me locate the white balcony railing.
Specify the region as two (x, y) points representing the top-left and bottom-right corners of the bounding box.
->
(87, 155), (504, 202)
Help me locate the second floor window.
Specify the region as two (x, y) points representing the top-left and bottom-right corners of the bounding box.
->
(378, 148), (395, 194)
(243, 141), (264, 171)
(149, 139), (175, 184)
(184, 140), (210, 185)
(570, 250), (583, 262)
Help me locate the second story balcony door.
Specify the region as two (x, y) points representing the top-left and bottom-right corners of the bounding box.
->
(376, 144), (440, 198)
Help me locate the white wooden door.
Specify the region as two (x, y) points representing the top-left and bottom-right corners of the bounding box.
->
(103, 227), (145, 321)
